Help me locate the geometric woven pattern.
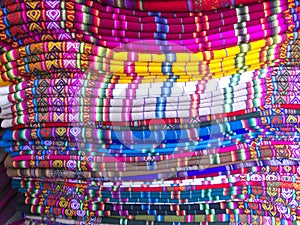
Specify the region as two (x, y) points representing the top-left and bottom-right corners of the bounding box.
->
(1, 0), (300, 224)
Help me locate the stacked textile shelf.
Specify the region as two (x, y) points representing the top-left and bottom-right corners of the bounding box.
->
(0, 0), (300, 224)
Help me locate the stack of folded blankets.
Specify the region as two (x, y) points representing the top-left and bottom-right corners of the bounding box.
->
(0, 0), (300, 224)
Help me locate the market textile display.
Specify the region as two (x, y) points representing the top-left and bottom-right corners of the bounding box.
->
(0, 0), (300, 224)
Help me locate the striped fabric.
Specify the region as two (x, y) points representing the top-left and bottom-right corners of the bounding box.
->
(0, 0), (300, 225)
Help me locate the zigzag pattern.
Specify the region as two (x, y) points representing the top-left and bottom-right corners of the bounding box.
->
(0, 0), (300, 225)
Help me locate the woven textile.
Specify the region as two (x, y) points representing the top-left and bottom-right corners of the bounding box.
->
(1, 0), (300, 224)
